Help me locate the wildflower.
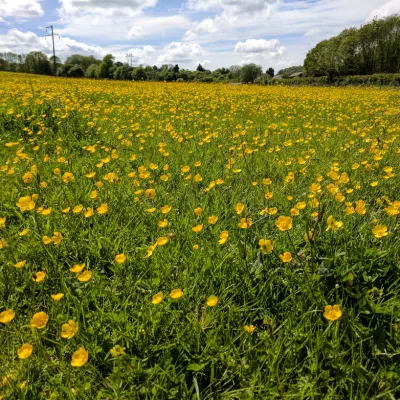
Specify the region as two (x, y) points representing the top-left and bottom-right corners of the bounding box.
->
(115, 254), (127, 264)
(156, 237), (169, 246)
(244, 325), (255, 333)
(145, 189), (156, 199)
(238, 218), (252, 229)
(290, 207), (300, 216)
(42, 236), (52, 245)
(206, 295), (218, 307)
(192, 224), (203, 233)
(14, 260), (26, 269)
(71, 347), (88, 367)
(208, 215), (218, 224)
(193, 244), (199, 250)
(218, 230), (229, 245)
(52, 232), (63, 244)
(151, 291), (164, 304)
(279, 252), (293, 263)
(275, 216), (292, 231)
(85, 172), (96, 178)
(0, 309), (15, 324)
(170, 289), (183, 299)
(89, 190), (97, 199)
(61, 320), (79, 339)
(234, 203), (245, 214)
(194, 174), (203, 182)
(97, 203), (108, 215)
(16, 196), (35, 211)
(158, 219), (168, 228)
(372, 225), (388, 239)
(0, 217), (5, 229)
(146, 207), (156, 213)
(70, 263), (85, 273)
(355, 200), (366, 215)
(22, 172), (33, 183)
(259, 239), (273, 254)
(110, 345), (126, 357)
(62, 207), (70, 213)
(32, 271), (46, 283)
(160, 205), (171, 214)
(77, 270), (92, 282)
(194, 207), (203, 216)
(51, 293), (64, 301)
(323, 305), (342, 321)
(62, 172), (74, 183)
(73, 204), (83, 214)
(84, 207), (94, 218)
(144, 244), (157, 258)
(17, 344), (33, 359)
(30, 312), (49, 329)
(326, 216), (343, 231)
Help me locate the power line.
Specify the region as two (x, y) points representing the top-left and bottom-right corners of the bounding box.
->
(126, 53), (133, 67)
(46, 26), (60, 75)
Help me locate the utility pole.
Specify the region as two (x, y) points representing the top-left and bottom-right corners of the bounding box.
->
(46, 26), (59, 75)
(126, 53), (133, 67)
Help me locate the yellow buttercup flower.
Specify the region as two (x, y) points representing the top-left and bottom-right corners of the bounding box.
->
(156, 237), (169, 246)
(234, 203), (245, 214)
(0, 309), (15, 324)
(97, 203), (109, 215)
(194, 207), (203, 216)
(115, 253), (127, 264)
(258, 239), (273, 254)
(151, 291), (164, 304)
(51, 293), (64, 301)
(244, 325), (255, 333)
(275, 216), (292, 231)
(77, 270), (92, 282)
(323, 305), (342, 321)
(70, 263), (85, 273)
(372, 225), (388, 239)
(160, 205), (172, 214)
(32, 271), (46, 283)
(192, 224), (203, 233)
(218, 230), (229, 245)
(61, 320), (79, 339)
(71, 347), (88, 367)
(208, 215), (218, 225)
(238, 218), (252, 229)
(326, 216), (343, 231)
(206, 295), (218, 307)
(17, 344), (33, 359)
(16, 196), (35, 212)
(170, 289), (183, 299)
(62, 172), (74, 183)
(279, 252), (292, 263)
(30, 312), (49, 329)
(14, 260), (26, 269)
(158, 219), (168, 228)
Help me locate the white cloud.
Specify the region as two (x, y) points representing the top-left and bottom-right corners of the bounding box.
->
(127, 15), (190, 39)
(187, 0), (276, 16)
(59, 0), (157, 18)
(235, 39), (285, 55)
(0, 0), (44, 18)
(157, 42), (206, 65)
(0, 29), (104, 61)
(367, 0), (400, 21)
(127, 45), (155, 65)
(184, 18), (219, 41)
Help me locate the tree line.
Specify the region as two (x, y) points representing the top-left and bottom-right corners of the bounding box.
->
(305, 15), (400, 78)
(0, 51), (276, 83)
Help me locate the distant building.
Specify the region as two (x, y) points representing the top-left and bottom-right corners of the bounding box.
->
(288, 72), (303, 78)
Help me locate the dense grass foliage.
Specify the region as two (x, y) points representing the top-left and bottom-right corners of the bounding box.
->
(0, 72), (400, 399)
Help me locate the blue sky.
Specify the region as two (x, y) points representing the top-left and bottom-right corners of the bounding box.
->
(1, 0), (399, 71)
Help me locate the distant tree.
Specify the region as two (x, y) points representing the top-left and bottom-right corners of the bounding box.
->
(98, 54), (115, 79)
(49, 55), (62, 72)
(132, 66), (147, 81)
(85, 64), (99, 79)
(25, 51), (52, 75)
(266, 67), (274, 77)
(240, 63), (262, 83)
(277, 66), (304, 77)
(65, 55), (101, 71)
(114, 64), (133, 80)
(68, 64), (85, 78)
(173, 64), (180, 73)
(197, 64), (205, 72)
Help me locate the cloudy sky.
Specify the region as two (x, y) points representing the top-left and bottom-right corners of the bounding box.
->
(0, 0), (399, 70)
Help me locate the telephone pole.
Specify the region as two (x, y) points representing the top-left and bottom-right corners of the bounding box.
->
(126, 53), (133, 67)
(46, 26), (59, 75)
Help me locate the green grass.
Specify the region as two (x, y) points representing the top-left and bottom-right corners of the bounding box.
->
(0, 72), (400, 399)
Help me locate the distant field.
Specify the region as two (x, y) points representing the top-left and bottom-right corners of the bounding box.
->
(0, 72), (400, 399)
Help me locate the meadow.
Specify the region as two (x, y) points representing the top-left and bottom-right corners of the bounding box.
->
(0, 71), (400, 399)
